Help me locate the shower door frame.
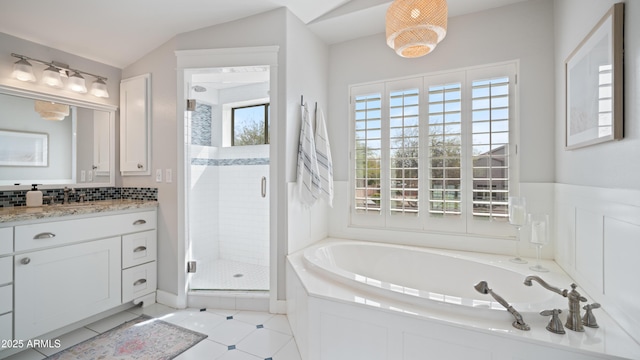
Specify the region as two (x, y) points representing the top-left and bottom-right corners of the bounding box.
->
(175, 46), (283, 312)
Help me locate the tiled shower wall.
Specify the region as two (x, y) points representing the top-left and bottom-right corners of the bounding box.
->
(190, 144), (269, 268)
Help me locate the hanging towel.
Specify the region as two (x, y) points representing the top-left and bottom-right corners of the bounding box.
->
(296, 102), (321, 207)
(314, 108), (334, 207)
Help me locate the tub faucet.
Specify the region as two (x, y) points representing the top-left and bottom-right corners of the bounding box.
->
(524, 276), (588, 332)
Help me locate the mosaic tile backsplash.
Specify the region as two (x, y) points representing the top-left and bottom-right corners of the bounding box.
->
(0, 187), (158, 208)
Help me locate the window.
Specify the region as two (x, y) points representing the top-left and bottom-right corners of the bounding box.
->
(350, 63), (517, 236)
(231, 103), (269, 146)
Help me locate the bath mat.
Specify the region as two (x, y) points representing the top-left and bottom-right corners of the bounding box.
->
(47, 315), (207, 360)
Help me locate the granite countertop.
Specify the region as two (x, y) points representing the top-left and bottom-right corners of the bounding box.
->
(0, 199), (158, 224)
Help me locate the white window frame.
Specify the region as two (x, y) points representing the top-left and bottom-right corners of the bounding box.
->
(349, 61), (519, 238)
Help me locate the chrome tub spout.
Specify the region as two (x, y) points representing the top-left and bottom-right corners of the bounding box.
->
(524, 276), (588, 332)
(523, 275), (567, 297)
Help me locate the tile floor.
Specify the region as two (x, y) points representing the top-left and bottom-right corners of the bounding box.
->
(4, 304), (301, 360)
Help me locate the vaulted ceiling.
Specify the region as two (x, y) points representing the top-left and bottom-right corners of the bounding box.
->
(0, 0), (527, 68)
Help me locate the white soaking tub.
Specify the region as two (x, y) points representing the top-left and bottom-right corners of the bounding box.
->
(287, 238), (640, 360)
(302, 240), (566, 318)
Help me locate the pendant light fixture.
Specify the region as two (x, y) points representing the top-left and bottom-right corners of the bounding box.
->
(386, 0), (448, 58)
(12, 57), (36, 82)
(9, 53), (109, 98)
(34, 100), (70, 121)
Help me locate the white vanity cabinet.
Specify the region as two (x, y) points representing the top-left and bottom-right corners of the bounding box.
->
(10, 208), (157, 342)
(120, 73), (151, 176)
(14, 237), (121, 341)
(0, 227), (13, 343)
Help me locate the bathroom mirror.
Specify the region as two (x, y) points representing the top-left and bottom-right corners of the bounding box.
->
(0, 85), (116, 189)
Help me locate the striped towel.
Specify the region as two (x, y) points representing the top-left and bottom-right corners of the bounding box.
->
(296, 103), (321, 207)
(314, 108), (333, 207)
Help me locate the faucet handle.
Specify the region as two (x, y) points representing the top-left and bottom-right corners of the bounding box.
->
(540, 309), (565, 334)
(582, 303), (601, 328)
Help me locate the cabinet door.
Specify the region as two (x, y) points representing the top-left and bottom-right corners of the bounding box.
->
(14, 237), (121, 341)
(120, 73), (150, 175)
(93, 109), (112, 176)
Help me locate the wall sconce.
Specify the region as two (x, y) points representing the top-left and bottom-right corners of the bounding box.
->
(10, 53), (109, 98)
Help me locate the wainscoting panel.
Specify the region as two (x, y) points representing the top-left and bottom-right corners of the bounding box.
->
(555, 184), (640, 344)
(604, 216), (640, 343)
(574, 208), (604, 294)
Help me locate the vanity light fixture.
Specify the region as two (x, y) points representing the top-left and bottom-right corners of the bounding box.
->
(42, 65), (64, 88)
(386, 0), (448, 58)
(68, 71), (88, 93)
(10, 53), (109, 98)
(11, 56), (36, 82)
(90, 77), (109, 98)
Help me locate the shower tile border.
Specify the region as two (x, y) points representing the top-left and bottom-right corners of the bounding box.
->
(191, 157), (270, 166)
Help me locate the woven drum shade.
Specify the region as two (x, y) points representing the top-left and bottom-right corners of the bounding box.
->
(386, 0), (448, 58)
(35, 100), (70, 121)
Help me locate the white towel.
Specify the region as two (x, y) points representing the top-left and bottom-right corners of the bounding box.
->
(314, 108), (334, 207)
(296, 103), (321, 207)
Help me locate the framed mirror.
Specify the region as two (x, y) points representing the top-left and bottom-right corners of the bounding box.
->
(0, 85), (116, 190)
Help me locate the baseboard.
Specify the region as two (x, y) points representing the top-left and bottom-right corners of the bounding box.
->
(270, 299), (287, 314)
(156, 289), (184, 309)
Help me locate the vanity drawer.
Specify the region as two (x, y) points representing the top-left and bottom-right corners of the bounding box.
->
(0, 312), (11, 342)
(122, 262), (156, 303)
(15, 210), (157, 252)
(122, 230), (156, 269)
(0, 228), (12, 255)
(0, 285), (12, 314)
(0, 257), (12, 285)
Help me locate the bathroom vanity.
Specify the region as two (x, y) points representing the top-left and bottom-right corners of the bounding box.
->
(0, 201), (157, 344)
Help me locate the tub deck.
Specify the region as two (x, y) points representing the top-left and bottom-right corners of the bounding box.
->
(287, 238), (640, 360)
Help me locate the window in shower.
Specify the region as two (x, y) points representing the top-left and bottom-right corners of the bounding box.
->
(232, 103), (270, 146)
(349, 62), (518, 237)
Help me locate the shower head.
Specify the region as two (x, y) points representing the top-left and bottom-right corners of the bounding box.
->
(192, 85), (206, 92)
(474, 281), (490, 294)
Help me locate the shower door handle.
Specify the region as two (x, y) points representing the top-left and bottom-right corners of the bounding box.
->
(261, 176), (267, 198)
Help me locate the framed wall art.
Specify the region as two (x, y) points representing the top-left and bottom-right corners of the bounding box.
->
(565, 3), (624, 149)
(0, 130), (49, 167)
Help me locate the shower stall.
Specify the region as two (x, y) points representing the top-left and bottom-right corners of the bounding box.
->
(185, 66), (270, 291)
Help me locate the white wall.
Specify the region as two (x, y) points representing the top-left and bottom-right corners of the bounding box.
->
(554, 0), (640, 190)
(326, 0), (556, 252)
(553, 0), (640, 343)
(123, 8), (330, 302)
(328, 0), (555, 184)
(121, 37), (179, 296)
(285, 11), (331, 256)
